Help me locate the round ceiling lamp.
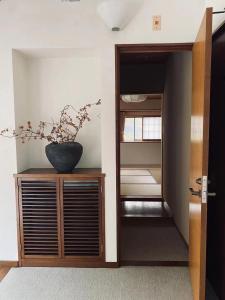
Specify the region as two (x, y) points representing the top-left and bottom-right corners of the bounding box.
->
(121, 94), (148, 103)
(97, 0), (143, 31)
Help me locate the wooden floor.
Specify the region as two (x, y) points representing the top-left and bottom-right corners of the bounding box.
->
(0, 268), (10, 282)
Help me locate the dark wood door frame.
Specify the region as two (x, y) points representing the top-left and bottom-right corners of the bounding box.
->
(115, 43), (193, 264)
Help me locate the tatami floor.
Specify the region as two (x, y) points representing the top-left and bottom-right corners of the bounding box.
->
(120, 166), (161, 197)
(0, 267), (193, 300)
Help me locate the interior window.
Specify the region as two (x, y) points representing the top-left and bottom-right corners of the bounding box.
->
(123, 116), (161, 142)
(124, 118), (135, 141)
(143, 117), (162, 140)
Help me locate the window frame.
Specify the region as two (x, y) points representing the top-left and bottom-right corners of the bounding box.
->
(121, 110), (162, 143)
(142, 116), (162, 142)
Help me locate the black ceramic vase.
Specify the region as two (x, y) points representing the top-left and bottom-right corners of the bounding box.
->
(45, 142), (83, 173)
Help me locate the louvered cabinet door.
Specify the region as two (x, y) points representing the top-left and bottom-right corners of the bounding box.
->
(18, 179), (60, 258)
(62, 178), (104, 260)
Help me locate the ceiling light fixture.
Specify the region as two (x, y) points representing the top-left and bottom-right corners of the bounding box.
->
(97, 0), (143, 31)
(121, 94), (148, 103)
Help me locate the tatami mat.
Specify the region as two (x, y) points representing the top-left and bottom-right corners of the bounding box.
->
(120, 167), (162, 197)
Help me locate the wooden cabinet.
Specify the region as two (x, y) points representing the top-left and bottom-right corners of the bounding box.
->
(14, 169), (105, 267)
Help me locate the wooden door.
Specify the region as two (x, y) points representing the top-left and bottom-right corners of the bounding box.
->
(189, 7), (212, 300)
(18, 178), (61, 260)
(207, 22), (225, 299)
(61, 177), (105, 261)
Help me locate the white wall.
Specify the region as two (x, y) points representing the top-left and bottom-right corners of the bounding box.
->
(0, 0), (206, 262)
(121, 143), (161, 166)
(0, 49), (18, 260)
(205, 0), (225, 31)
(12, 51), (30, 172)
(13, 50), (102, 169)
(163, 52), (192, 244)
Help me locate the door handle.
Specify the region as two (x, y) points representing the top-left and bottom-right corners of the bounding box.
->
(208, 192), (216, 197)
(189, 187), (216, 197)
(191, 176), (216, 203)
(189, 187), (201, 197)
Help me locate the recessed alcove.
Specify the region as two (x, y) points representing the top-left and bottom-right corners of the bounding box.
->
(12, 48), (102, 172)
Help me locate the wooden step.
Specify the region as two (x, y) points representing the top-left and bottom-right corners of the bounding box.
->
(121, 201), (172, 219)
(121, 196), (163, 202)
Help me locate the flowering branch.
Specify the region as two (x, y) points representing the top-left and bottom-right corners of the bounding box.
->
(0, 99), (101, 144)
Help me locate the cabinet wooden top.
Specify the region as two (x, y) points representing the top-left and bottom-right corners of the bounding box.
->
(14, 168), (105, 178)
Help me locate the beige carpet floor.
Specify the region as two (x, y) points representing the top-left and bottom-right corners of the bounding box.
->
(0, 267), (193, 300)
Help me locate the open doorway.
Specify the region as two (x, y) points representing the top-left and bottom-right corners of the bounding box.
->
(120, 93), (163, 201)
(115, 9), (213, 299)
(116, 44), (193, 266)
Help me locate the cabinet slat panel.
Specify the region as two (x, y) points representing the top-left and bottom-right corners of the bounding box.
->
(63, 180), (100, 257)
(21, 180), (59, 257)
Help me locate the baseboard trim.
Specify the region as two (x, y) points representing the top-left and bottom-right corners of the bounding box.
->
(0, 260), (188, 268)
(0, 261), (19, 268)
(120, 260), (188, 267)
(104, 262), (119, 268)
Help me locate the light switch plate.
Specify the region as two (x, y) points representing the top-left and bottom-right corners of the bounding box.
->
(152, 16), (161, 31)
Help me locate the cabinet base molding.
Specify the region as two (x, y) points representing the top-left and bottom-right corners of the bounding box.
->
(19, 259), (119, 268)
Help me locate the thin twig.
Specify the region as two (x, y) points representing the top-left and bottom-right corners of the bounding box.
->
(0, 99), (101, 144)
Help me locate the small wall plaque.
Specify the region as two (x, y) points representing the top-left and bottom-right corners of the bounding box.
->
(152, 16), (161, 31)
